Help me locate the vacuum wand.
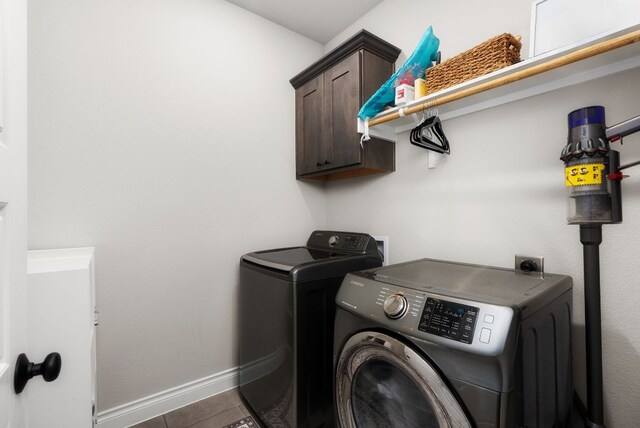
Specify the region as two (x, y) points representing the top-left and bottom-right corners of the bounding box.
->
(561, 106), (610, 428)
(561, 106), (640, 428)
(580, 225), (604, 428)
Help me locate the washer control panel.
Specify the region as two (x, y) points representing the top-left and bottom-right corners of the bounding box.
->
(307, 231), (374, 253)
(337, 274), (516, 356)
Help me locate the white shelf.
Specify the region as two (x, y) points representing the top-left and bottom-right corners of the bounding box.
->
(360, 24), (640, 141)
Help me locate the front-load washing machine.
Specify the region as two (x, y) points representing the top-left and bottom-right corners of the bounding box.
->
(239, 231), (382, 428)
(334, 258), (573, 428)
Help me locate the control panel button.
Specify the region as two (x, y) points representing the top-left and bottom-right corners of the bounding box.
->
(383, 294), (408, 319)
(328, 235), (339, 247)
(460, 332), (472, 342)
(484, 314), (494, 324)
(479, 328), (491, 344)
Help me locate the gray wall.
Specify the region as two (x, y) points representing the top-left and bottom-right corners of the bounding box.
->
(28, 0), (640, 425)
(28, 0), (325, 411)
(324, 1), (640, 427)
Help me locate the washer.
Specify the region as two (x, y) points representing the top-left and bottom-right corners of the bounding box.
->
(239, 231), (382, 428)
(334, 258), (573, 428)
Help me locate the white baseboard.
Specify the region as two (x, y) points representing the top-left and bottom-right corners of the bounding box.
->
(96, 366), (239, 428)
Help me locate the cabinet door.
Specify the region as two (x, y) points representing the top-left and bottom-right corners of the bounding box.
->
(295, 75), (325, 176)
(323, 51), (362, 170)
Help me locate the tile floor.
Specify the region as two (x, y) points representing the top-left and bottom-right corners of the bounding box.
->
(130, 388), (258, 428)
(129, 387), (586, 427)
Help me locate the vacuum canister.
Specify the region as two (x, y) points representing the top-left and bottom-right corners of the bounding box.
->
(560, 106), (621, 225)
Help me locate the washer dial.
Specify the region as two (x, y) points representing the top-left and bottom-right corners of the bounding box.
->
(383, 294), (408, 319)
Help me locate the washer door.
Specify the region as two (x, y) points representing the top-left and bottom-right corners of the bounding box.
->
(336, 331), (471, 428)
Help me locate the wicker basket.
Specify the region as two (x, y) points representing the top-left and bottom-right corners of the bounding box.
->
(425, 33), (521, 95)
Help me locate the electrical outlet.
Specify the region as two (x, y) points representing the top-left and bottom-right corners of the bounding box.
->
(373, 236), (389, 266)
(515, 255), (544, 274)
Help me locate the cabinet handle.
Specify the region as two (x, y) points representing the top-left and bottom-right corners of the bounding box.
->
(316, 162), (323, 166)
(325, 160), (331, 165)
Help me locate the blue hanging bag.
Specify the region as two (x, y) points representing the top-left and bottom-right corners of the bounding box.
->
(358, 27), (440, 120)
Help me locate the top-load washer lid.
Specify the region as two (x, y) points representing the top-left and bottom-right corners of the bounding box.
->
(363, 258), (572, 313)
(240, 230), (383, 281)
(242, 247), (351, 272)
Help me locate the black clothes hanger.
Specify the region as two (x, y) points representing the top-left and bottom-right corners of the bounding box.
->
(411, 115), (450, 154)
(410, 114), (451, 154)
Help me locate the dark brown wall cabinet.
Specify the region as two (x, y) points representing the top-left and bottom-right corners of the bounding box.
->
(290, 30), (401, 181)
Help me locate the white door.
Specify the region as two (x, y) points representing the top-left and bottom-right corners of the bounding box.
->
(0, 0), (29, 426)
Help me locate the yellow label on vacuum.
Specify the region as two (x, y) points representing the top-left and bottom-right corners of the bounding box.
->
(565, 163), (605, 186)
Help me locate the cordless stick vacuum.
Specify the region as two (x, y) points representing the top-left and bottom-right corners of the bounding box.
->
(560, 106), (640, 428)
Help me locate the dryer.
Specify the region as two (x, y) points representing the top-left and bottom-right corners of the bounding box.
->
(239, 231), (382, 428)
(334, 258), (573, 428)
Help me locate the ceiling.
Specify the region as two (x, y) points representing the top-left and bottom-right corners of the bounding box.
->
(225, 0), (383, 44)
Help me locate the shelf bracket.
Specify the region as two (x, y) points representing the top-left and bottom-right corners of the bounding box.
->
(357, 117), (396, 141)
(427, 151), (440, 169)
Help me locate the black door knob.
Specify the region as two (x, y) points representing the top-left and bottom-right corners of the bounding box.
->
(14, 352), (62, 394)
